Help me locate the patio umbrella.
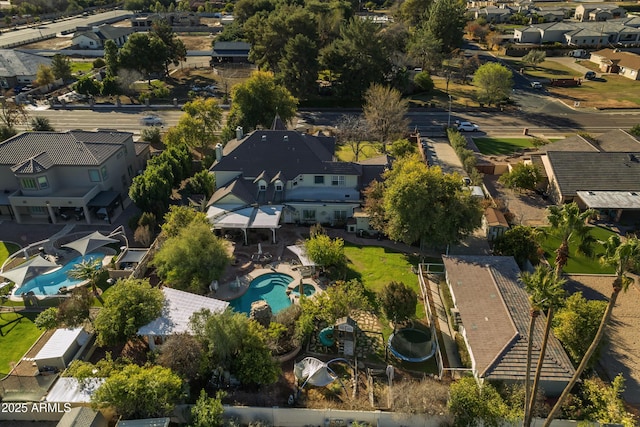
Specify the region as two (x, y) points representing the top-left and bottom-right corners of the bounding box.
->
(258, 243), (262, 255)
(62, 231), (118, 256)
(0, 255), (59, 287)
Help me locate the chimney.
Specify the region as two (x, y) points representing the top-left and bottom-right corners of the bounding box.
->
(235, 126), (243, 140)
(215, 143), (223, 162)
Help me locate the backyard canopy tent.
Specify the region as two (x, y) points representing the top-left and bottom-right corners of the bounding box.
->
(138, 287), (229, 350)
(286, 245), (316, 267)
(0, 255), (59, 287)
(34, 327), (91, 370)
(61, 231), (118, 256)
(207, 204), (283, 244)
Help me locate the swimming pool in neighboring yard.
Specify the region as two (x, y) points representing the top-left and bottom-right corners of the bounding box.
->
(230, 273), (295, 314)
(14, 253), (104, 296)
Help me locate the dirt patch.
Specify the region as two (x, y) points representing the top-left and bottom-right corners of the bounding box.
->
(483, 174), (551, 227)
(21, 37), (73, 50)
(177, 34), (215, 51)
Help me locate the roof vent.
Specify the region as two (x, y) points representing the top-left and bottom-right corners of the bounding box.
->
(630, 192), (638, 196)
(588, 191), (596, 195)
(628, 154), (638, 162)
(261, 135), (267, 142)
(283, 135), (288, 141)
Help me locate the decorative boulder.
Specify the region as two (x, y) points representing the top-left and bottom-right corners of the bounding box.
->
(250, 300), (272, 327)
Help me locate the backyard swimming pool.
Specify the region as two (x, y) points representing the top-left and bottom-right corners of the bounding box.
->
(14, 253), (104, 296)
(230, 273), (295, 314)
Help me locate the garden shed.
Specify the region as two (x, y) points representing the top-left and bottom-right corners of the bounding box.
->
(34, 327), (91, 370)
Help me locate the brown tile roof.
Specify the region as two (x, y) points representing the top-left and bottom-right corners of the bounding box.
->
(484, 207), (509, 227)
(443, 255), (574, 383)
(593, 48), (640, 71)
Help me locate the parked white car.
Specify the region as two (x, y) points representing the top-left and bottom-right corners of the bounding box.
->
(140, 115), (164, 126)
(531, 81), (543, 89)
(457, 121), (479, 132)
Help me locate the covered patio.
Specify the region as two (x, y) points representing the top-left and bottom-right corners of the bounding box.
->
(207, 204), (283, 245)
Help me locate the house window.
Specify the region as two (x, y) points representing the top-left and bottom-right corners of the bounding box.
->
(302, 209), (316, 221)
(275, 180), (283, 191)
(314, 176), (324, 184)
(37, 176), (49, 189)
(89, 169), (101, 182)
(30, 206), (46, 214)
(334, 210), (347, 221)
(21, 178), (37, 189)
(101, 166), (108, 180)
(331, 175), (345, 186)
(258, 180), (267, 191)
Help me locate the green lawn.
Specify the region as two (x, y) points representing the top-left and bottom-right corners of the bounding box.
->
(70, 61), (94, 75)
(473, 137), (535, 155)
(0, 241), (20, 266)
(335, 143), (381, 162)
(539, 226), (617, 274)
(502, 58), (582, 80)
(0, 312), (42, 376)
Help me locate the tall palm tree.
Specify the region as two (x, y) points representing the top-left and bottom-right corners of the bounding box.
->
(520, 266), (566, 427)
(546, 202), (596, 277)
(543, 235), (640, 427)
(67, 258), (103, 296)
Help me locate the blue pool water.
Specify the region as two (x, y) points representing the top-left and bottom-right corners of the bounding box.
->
(15, 253), (105, 296)
(291, 283), (316, 297)
(230, 273), (294, 314)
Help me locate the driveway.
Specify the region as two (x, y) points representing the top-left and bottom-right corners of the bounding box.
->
(483, 175), (550, 227)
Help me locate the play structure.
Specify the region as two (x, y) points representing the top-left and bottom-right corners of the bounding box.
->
(387, 328), (436, 363)
(294, 357), (351, 393)
(317, 316), (357, 356)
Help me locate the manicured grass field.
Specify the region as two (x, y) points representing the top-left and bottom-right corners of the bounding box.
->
(0, 241), (20, 266)
(473, 137), (535, 155)
(335, 143), (381, 162)
(539, 225), (617, 274)
(0, 312), (42, 376)
(70, 61), (94, 75)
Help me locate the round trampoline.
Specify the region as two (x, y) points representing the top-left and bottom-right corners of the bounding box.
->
(388, 328), (436, 363)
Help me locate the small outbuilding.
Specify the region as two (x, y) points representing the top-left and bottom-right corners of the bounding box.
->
(334, 316), (357, 357)
(483, 207), (509, 242)
(57, 406), (107, 427)
(34, 327), (91, 371)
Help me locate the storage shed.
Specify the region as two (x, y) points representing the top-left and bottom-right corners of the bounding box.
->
(34, 327), (91, 370)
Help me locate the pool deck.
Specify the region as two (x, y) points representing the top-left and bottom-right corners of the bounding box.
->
(213, 262), (322, 302)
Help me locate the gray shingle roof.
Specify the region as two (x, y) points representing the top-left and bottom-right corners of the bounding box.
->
(0, 130), (132, 170)
(442, 255), (574, 383)
(211, 130), (359, 178)
(547, 151), (640, 197)
(0, 49), (52, 78)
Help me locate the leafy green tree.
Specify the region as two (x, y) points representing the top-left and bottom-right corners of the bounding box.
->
(546, 202), (597, 277)
(140, 126), (162, 145)
(119, 32), (168, 81)
(103, 40), (119, 77)
(234, 0), (276, 24)
(519, 266), (565, 427)
(191, 389), (226, 427)
(304, 232), (346, 271)
(31, 116), (54, 131)
(92, 364), (183, 418)
(224, 71), (297, 136)
(398, 0), (432, 27)
(335, 114), (370, 162)
(51, 54), (72, 81)
(66, 352), (126, 383)
(34, 64), (55, 89)
(379, 281), (417, 323)
(152, 222), (231, 294)
(473, 62), (513, 106)
(164, 97), (222, 156)
(35, 307), (59, 329)
(544, 235), (640, 427)
(67, 258), (103, 296)
(277, 34), (320, 98)
(407, 26), (443, 72)
(522, 50), (546, 68)
(499, 162), (542, 192)
(186, 170), (216, 198)
(423, 0), (466, 53)
(151, 19), (187, 75)
(368, 156), (482, 248)
(629, 124), (640, 137)
(389, 138), (416, 158)
(363, 179), (386, 231)
(414, 71), (434, 92)
(448, 376), (508, 427)
(580, 375), (636, 427)
(320, 17), (391, 99)
(56, 287), (93, 327)
(74, 75), (101, 96)
(161, 205), (210, 238)
(0, 97), (28, 131)
(93, 278), (164, 346)
(553, 292), (606, 365)
(492, 225), (541, 268)
(100, 76), (120, 96)
(157, 333), (204, 380)
(190, 309), (280, 385)
(363, 84), (409, 153)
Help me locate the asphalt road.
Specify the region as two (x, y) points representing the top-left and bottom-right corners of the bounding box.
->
(0, 9), (132, 48)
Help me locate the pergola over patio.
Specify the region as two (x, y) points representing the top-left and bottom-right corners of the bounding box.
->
(207, 204), (283, 245)
(576, 190), (640, 222)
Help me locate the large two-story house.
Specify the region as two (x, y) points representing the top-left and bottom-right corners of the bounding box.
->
(0, 130), (150, 224)
(207, 123), (388, 244)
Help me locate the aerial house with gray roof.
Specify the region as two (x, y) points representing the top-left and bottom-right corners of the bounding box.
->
(207, 122), (388, 244)
(442, 255), (575, 396)
(0, 130), (150, 224)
